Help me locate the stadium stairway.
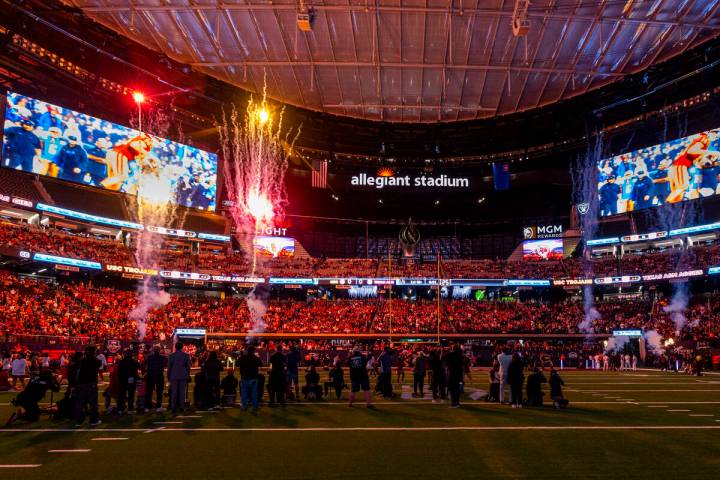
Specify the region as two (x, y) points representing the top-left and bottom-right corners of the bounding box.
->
(293, 240), (313, 261)
(33, 177), (54, 205)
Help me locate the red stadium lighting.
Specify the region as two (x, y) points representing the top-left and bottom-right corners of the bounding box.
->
(132, 91), (146, 104)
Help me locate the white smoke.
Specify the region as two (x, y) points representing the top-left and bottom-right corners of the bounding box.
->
(644, 329), (664, 354)
(571, 136), (604, 334)
(129, 285), (172, 340)
(605, 335), (630, 353)
(246, 288), (269, 338)
(126, 103), (184, 341)
(579, 297), (601, 333)
(663, 283), (689, 336)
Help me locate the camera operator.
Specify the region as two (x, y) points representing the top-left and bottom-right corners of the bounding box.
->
(6, 370), (60, 425)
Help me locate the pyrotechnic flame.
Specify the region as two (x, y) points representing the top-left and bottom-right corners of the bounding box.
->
(218, 82), (299, 340)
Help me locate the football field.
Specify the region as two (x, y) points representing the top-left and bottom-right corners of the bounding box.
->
(1, 369), (719, 479)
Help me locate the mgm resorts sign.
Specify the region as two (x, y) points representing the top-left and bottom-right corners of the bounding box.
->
(523, 224), (563, 239)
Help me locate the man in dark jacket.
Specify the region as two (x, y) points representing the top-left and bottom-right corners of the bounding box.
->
(3, 119), (41, 171)
(444, 344), (465, 408)
(167, 342), (192, 414)
(144, 346), (167, 412)
(55, 135), (89, 183)
(268, 345), (287, 407)
(549, 369), (568, 409)
(429, 348), (446, 402)
(202, 351), (223, 408)
(74, 346), (102, 426)
(377, 347), (394, 398)
(117, 350), (140, 414)
(412, 350), (427, 398)
(237, 346), (262, 413)
(507, 353), (525, 408)
(347, 347), (373, 408)
(525, 367), (547, 407)
(221, 369), (239, 406)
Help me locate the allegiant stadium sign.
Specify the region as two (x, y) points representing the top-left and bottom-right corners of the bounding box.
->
(350, 173), (470, 189)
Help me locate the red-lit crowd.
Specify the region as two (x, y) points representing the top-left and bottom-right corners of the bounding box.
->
(4, 220), (720, 280)
(1, 270), (718, 343)
(0, 221), (132, 265)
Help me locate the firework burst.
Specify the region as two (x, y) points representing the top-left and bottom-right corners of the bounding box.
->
(218, 85), (298, 337)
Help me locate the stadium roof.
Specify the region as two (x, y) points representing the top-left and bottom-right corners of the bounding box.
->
(66, 0), (720, 123)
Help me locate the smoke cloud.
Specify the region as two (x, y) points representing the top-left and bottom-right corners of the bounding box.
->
(644, 329), (665, 354)
(571, 133), (604, 333)
(604, 335), (630, 353)
(246, 285), (270, 339)
(129, 284), (172, 340)
(663, 282), (689, 336)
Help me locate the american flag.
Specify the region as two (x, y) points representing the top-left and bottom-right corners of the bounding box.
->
(311, 159), (328, 188)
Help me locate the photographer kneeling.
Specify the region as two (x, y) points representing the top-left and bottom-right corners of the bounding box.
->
(6, 370), (60, 425)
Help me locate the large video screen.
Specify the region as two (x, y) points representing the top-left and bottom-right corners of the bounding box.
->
(522, 239), (563, 261)
(2, 92), (217, 211)
(253, 236), (295, 258)
(597, 128), (720, 217)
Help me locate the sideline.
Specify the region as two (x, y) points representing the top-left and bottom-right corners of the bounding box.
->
(2, 425), (720, 433)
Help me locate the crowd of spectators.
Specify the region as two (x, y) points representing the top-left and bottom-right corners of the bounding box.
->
(4, 219), (720, 280)
(1, 270), (718, 343)
(0, 220), (132, 265)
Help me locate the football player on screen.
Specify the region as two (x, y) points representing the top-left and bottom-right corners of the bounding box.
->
(101, 134), (153, 191)
(667, 132), (720, 203)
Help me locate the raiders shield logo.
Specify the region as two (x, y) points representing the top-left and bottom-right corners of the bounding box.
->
(577, 203), (590, 215)
(107, 339), (121, 354)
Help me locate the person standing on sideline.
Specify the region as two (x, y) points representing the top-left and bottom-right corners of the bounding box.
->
(74, 346), (102, 426)
(378, 346), (394, 398)
(444, 344), (465, 408)
(286, 344), (301, 401)
(167, 342), (191, 414)
(96, 350), (107, 382)
(631, 354), (638, 371)
(412, 350), (427, 398)
(144, 346), (167, 412)
(549, 368), (568, 409)
(117, 349), (140, 414)
(11, 353), (28, 390)
(496, 347), (513, 404)
(268, 345), (287, 407)
(429, 348), (447, 402)
(202, 351), (223, 408)
(348, 346), (373, 408)
(238, 345), (262, 413)
(507, 353), (525, 408)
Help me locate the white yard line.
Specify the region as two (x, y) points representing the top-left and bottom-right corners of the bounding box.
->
(578, 390), (720, 392)
(91, 437), (128, 441)
(0, 465), (42, 468)
(48, 449), (91, 453)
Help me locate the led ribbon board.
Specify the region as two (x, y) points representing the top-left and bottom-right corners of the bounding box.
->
(612, 329), (643, 337)
(36, 203), (143, 230)
(33, 253), (102, 270)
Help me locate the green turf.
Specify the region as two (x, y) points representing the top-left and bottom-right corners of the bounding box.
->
(1, 370), (719, 479)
